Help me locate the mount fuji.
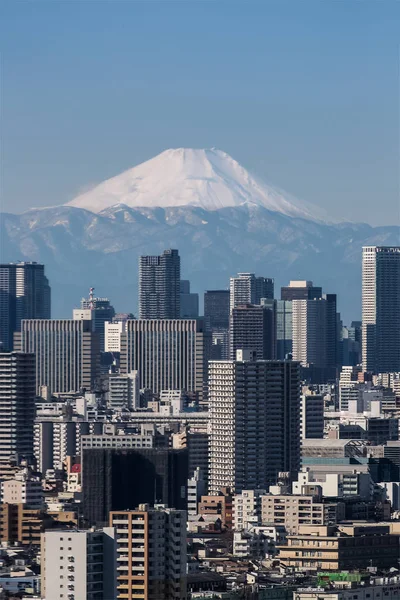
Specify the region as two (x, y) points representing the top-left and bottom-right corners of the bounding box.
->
(1, 148), (398, 321)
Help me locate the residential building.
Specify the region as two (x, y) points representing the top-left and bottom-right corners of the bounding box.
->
(261, 493), (344, 534)
(13, 319), (100, 395)
(41, 528), (117, 600)
(120, 319), (206, 399)
(279, 523), (400, 571)
(229, 304), (276, 360)
(209, 352), (301, 494)
(294, 576), (400, 600)
(198, 488), (233, 529)
(362, 246), (400, 373)
(229, 273), (273, 312)
(301, 394), (324, 439)
(110, 505), (187, 600)
(1, 468), (43, 508)
(233, 489), (266, 531)
(180, 280), (199, 318)
(139, 249), (180, 319)
(0, 262), (50, 351)
(82, 447), (188, 525)
(187, 467), (206, 516)
(0, 352), (35, 464)
(109, 371), (140, 410)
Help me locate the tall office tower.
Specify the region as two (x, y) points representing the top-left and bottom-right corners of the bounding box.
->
(204, 290), (230, 331)
(41, 528), (117, 600)
(292, 297), (338, 381)
(139, 249), (180, 319)
(229, 273), (274, 312)
(14, 319), (100, 396)
(277, 300), (293, 359)
(281, 280), (322, 301)
(180, 280), (199, 318)
(109, 371), (140, 410)
(74, 288), (115, 352)
(229, 304), (276, 360)
(0, 353), (35, 464)
(0, 262), (51, 351)
(209, 351), (301, 494)
(362, 246), (400, 373)
(120, 319), (206, 399)
(110, 505), (187, 600)
(83, 447), (188, 525)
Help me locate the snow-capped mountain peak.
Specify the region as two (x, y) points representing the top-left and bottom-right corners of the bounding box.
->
(65, 148), (334, 223)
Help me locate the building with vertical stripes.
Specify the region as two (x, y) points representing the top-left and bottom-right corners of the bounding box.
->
(0, 262), (51, 351)
(362, 246), (400, 373)
(13, 320), (99, 396)
(0, 352), (36, 464)
(120, 319), (206, 400)
(139, 249), (180, 319)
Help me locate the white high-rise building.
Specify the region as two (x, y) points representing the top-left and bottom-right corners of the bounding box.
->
(229, 273), (273, 312)
(41, 528), (117, 600)
(104, 320), (125, 353)
(108, 370), (140, 410)
(362, 246), (400, 373)
(209, 350), (301, 494)
(233, 489), (266, 531)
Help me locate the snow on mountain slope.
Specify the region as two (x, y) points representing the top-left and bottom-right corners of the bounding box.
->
(66, 148), (334, 223)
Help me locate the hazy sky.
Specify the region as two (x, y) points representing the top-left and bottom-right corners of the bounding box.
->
(1, 0), (399, 226)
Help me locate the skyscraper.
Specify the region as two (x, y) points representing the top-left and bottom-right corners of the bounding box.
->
(362, 246), (400, 373)
(14, 319), (100, 396)
(110, 506), (187, 600)
(229, 304), (276, 360)
(0, 353), (36, 464)
(209, 351), (301, 494)
(204, 290), (230, 331)
(229, 273), (274, 312)
(120, 319), (206, 400)
(139, 249), (180, 319)
(180, 280), (199, 318)
(0, 262), (51, 351)
(276, 300), (293, 359)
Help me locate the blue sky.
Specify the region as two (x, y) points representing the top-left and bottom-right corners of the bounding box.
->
(1, 0), (399, 225)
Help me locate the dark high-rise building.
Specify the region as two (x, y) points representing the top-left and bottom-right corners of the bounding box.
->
(229, 304), (276, 361)
(139, 249), (180, 319)
(180, 280), (199, 318)
(362, 246), (400, 373)
(276, 300), (293, 360)
(82, 447), (188, 525)
(281, 280), (322, 301)
(209, 354), (301, 494)
(204, 290), (230, 331)
(0, 263), (51, 351)
(0, 352), (36, 464)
